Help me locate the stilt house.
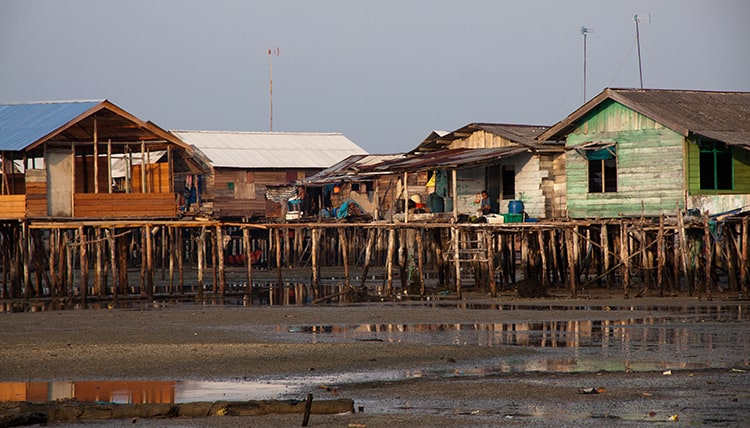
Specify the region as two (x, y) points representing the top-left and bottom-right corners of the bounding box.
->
(389, 123), (565, 221)
(0, 100), (199, 220)
(537, 88), (750, 219)
(171, 131), (367, 220)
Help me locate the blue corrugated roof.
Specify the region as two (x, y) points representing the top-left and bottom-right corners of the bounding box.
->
(0, 100), (102, 151)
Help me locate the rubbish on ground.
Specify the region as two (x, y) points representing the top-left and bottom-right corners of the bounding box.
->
(577, 387), (606, 394)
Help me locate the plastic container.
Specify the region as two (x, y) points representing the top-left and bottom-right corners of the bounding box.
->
(508, 200), (524, 214)
(502, 213), (524, 223)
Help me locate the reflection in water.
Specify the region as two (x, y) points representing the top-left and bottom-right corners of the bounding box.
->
(283, 306), (750, 373)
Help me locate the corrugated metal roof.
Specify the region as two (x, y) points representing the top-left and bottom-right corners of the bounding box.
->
(412, 123), (551, 153)
(376, 147), (529, 172)
(539, 88), (750, 146)
(304, 153), (404, 184)
(0, 100), (101, 151)
(171, 130), (368, 169)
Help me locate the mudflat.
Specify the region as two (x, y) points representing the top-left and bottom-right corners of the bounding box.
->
(1, 292), (748, 427)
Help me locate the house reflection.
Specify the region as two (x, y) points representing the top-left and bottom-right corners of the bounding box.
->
(0, 380), (175, 404)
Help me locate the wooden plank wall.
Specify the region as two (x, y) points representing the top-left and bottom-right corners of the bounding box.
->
(132, 163), (171, 193)
(0, 195), (26, 219)
(566, 103), (685, 218)
(74, 193), (177, 218)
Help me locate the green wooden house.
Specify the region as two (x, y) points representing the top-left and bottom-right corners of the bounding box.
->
(538, 88), (750, 219)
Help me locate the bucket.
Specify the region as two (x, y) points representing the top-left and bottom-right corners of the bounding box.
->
(508, 200), (524, 214)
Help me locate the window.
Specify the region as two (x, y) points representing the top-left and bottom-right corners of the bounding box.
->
(501, 165), (515, 199)
(699, 140), (732, 190)
(586, 145), (617, 193)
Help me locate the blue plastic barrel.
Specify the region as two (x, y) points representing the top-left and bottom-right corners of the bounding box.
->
(508, 200), (524, 214)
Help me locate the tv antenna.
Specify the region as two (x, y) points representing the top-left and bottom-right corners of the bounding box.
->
(268, 47), (280, 131)
(632, 14), (650, 89)
(581, 26), (594, 102)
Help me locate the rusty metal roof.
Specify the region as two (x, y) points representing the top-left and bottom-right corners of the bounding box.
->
(376, 147), (530, 173)
(304, 154), (404, 184)
(413, 123), (550, 153)
(171, 130), (367, 169)
(539, 88), (750, 148)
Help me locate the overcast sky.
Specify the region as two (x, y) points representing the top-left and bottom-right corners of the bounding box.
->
(2, 1), (749, 153)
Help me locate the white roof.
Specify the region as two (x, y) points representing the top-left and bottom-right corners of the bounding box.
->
(171, 130), (367, 169)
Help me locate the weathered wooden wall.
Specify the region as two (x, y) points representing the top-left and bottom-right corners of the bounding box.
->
(566, 101), (686, 218)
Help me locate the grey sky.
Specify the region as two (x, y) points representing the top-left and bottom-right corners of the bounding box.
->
(2, 1), (749, 153)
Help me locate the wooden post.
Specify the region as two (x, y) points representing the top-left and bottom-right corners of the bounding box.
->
(94, 228), (103, 296)
(451, 169), (458, 222)
(145, 225), (153, 300)
(22, 222), (30, 300)
(168, 227), (175, 294)
(386, 227), (395, 295)
(657, 214), (665, 297)
(403, 172), (409, 224)
(210, 230), (218, 296)
(702, 212), (713, 300)
(726, 224), (739, 293)
(105, 229), (118, 301)
(283, 227), (290, 268)
(197, 226), (205, 301)
(311, 227), (320, 299)
(48, 229), (57, 296)
(177, 227), (184, 295)
(274, 228), (282, 306)
(107, 139), (112, 193)
(65, 231), (74, 300)
(216, 225), (226, 298)
(452, 226), (461, 299)
(601, 224), (609, 285)
(243, 227), (253, 305)
(621, 221), (630, 299)
(359, 228), (375, 288)
(676, 208), (693, 295)
(93, 117), (99, 194)
(338, 227), (350, 290)
(487, 231), (497, 297)
(565, 227), (577, 297)
(416, 228), (425, 297)
(742, 217), (749, 296)
(78, 226), (88, 306)
(398, 229), (408, 291)
(549, 229), (560, 286)
(537, 229), (548, 289)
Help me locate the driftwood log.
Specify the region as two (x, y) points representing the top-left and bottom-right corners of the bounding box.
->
(0, 398), (354, 425)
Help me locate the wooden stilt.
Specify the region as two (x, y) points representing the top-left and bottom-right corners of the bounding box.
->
(243, 227), (253, 305)
(702, 212), (713, 301)
(452, 226), (461, 299)
(168, 227), (175, 294)
(311, 227), (320, 299)
(105, 229), (118, 302)
(487, 231), (497, 297)
(338, 228), (350, 299)
(537, 229), (548, 290)
(216, 225), (226, 298)
(78, 226), (88, 306)
(145, 226), (153, 300)
(565, 227), (577, 297)
(386, 227), (395, 295)
(621, 221), (630, 299)
(274, 228), (282, 306)
(359, 228), (375, 288)
(742, 217), (749, 296)
(416, 228), (425, 297)
(197, 226), (205, 301)
(657, 214), (665, 297)
(95, 228), (103, 296)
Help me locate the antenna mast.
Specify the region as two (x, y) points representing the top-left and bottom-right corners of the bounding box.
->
(632, 14), (650, 89)
(581, 26), (594, 102)
(268, 47), (280, 131)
